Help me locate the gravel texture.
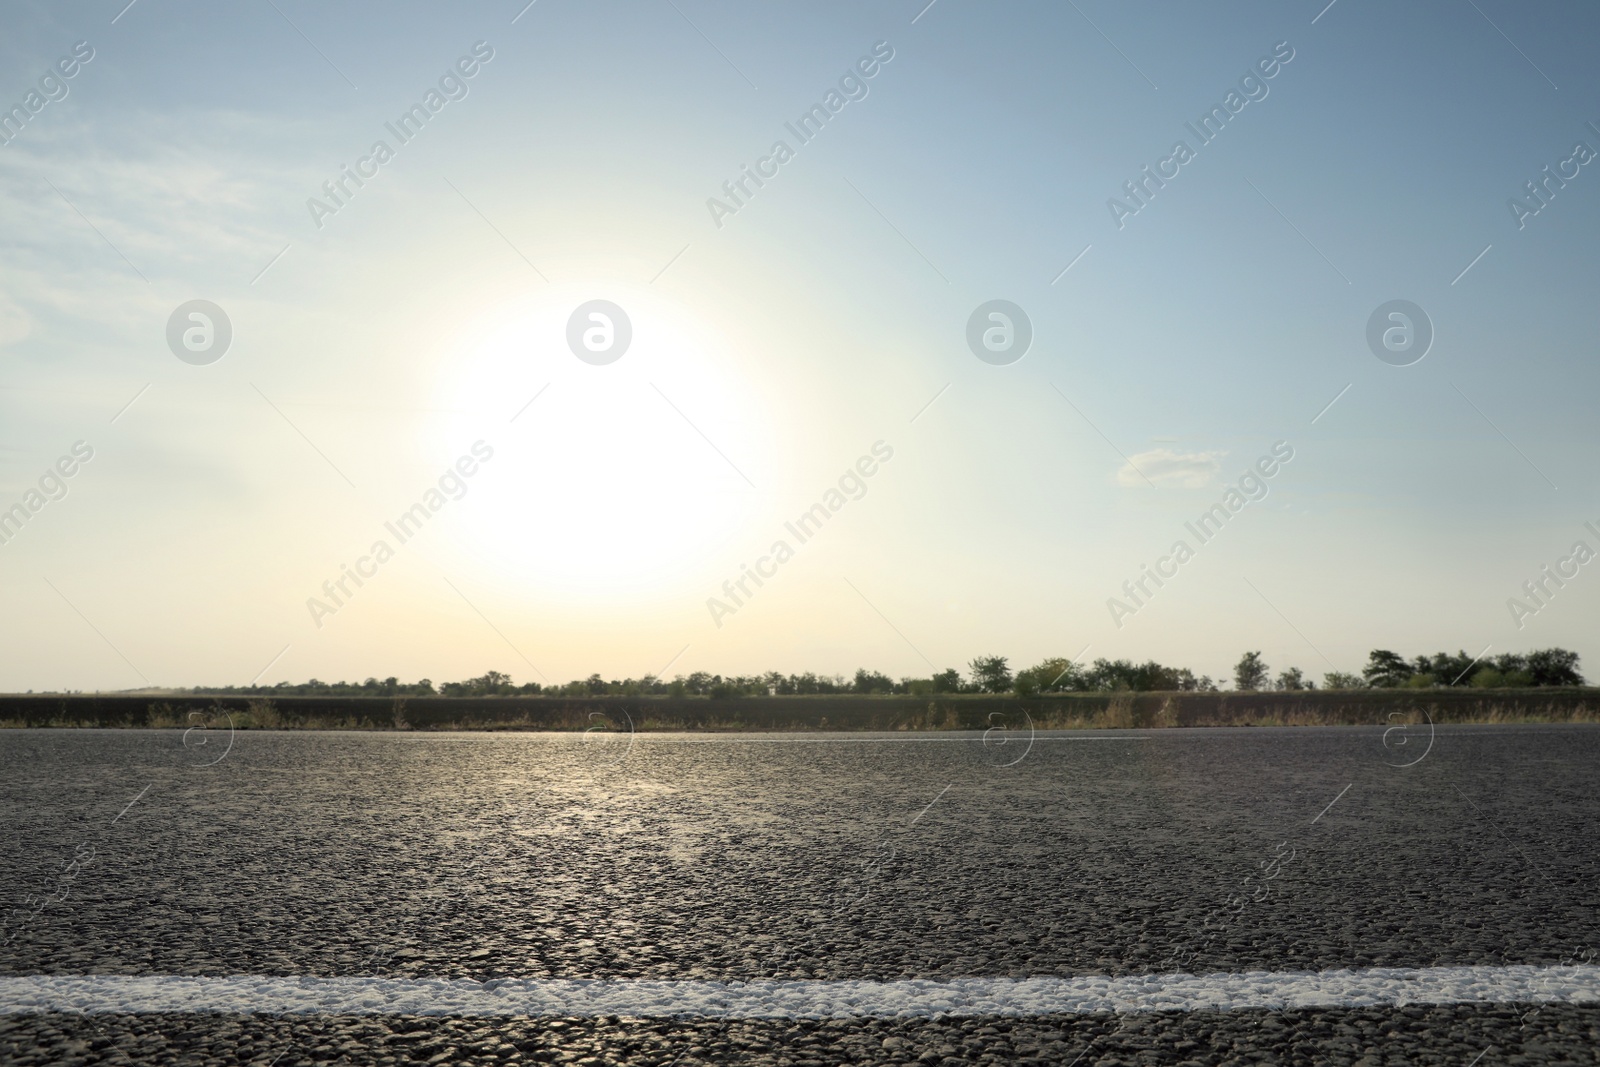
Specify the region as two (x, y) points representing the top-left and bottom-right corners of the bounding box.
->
(1, 1005), (1596, 1066)
(1, 724), (1596, 1062)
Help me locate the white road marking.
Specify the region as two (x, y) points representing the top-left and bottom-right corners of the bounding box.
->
(3, 966), (1597, 1018)
(630, 735), (1148, 744)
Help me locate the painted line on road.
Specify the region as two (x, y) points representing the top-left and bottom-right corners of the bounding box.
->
(630, 736), (1149, 744)
(3, 966), (1598, 1018)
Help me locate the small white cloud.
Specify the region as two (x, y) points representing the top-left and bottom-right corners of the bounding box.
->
(1117, 448), (1225, 488)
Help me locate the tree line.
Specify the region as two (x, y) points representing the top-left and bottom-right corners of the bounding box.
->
(195, 647), (1584, 699)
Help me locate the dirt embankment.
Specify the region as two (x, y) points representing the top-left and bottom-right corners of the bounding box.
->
(0, 689), (1596, 731)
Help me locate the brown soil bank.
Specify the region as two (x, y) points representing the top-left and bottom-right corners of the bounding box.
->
(1, 689), (1597, 731)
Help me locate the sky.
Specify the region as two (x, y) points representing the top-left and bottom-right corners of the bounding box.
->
(1, 0), (1598, 692)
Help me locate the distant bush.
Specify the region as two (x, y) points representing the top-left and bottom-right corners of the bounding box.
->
(183, 646), (1583, 700)
(1363, 648), (1581, 689)
(246, 698), (281, 729)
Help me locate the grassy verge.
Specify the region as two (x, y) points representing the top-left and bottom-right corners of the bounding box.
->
(0, 689), (1596, 731)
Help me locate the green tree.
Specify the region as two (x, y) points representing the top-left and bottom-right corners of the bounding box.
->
(1362, 650), (1412, 688)
(1080, 658), (1186, 691)
(1274, 667), (1311, 691)
(1233, 651), (1268, 691)
(968, 656), (1012, 693)
(853, 668), (894, 694)
(1417, 650), (1480, 686)
(1013, 657), (1080, 693)
(1469, 668), (1503, 688)
(1527, 648), (1583, 686)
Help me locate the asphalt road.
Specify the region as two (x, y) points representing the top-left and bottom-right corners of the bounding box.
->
(1, 723), (1596, 1064)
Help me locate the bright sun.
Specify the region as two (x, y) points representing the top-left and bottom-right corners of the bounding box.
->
(429, 284), (768, 602)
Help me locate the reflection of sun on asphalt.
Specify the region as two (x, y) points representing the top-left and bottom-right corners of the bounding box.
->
(432, 285), (767, 600)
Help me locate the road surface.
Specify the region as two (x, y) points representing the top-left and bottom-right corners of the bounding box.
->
(1, 724), (1596, 1064)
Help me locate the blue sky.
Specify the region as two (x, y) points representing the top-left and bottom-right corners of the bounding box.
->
(1, 0), (1598, 690)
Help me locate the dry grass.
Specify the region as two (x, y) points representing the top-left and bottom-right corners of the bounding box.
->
(243, 698), (282, 729)
(145, 702), (183, 729)
(2, 692), (1598, 732)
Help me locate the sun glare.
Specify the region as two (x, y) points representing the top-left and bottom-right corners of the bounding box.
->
(429, 285), (767, 601)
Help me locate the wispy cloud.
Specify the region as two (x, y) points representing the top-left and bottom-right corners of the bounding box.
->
(0, 108), (332, 352)
(1116, 448), (1224, 488)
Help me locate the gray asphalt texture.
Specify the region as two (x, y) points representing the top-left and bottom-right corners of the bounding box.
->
(1, 724), (1596, 1064)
